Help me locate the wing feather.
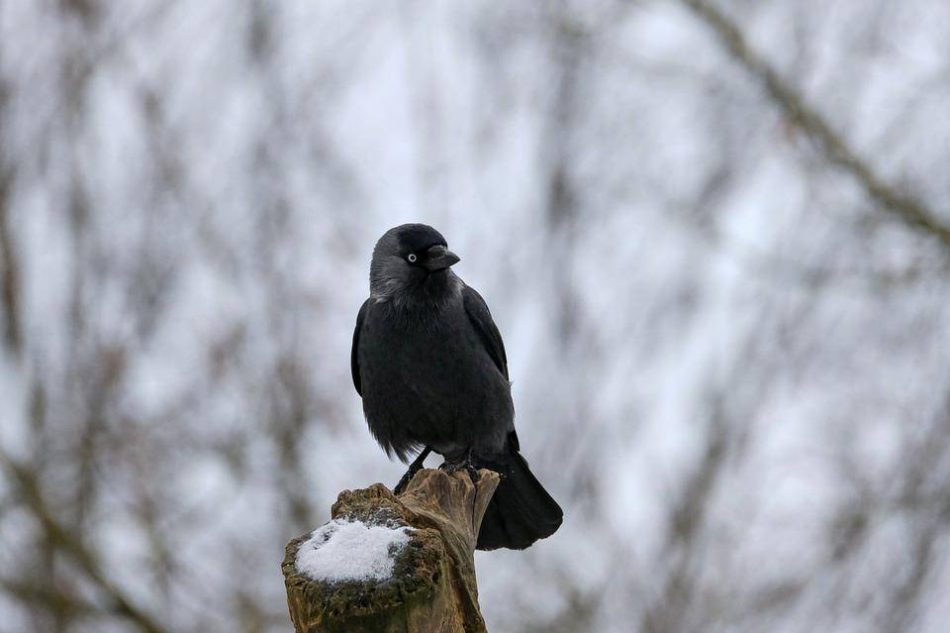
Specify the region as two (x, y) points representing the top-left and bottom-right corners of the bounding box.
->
(462, 286), (509, 381)
(351, 299), (369, 395)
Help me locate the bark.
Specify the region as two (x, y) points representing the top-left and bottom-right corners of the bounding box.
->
(282, 468), (500, 633)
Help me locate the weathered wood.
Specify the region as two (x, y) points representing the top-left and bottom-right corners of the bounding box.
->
(282, 468), (500, 633)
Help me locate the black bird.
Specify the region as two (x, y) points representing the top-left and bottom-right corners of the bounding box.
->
(351, 224), (563, 550)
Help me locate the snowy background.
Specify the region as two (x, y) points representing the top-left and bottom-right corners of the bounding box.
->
(2, 1), (950, 632)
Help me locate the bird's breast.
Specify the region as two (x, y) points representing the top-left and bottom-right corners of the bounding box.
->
(358, 303), (512, 452)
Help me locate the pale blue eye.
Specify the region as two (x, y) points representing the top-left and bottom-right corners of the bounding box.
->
(407, 253), (417, 263)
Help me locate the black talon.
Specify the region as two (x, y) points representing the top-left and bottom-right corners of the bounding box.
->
(439, 449), (480, 483)
(393, 446), (431, 495)
(463, 449), (481, 483)
(465, 463), (481, 483)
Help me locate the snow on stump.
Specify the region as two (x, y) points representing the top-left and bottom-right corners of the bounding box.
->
(282, 468), (500, 633)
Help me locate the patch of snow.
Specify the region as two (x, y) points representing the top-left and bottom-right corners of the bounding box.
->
(295, 519), (413, 583)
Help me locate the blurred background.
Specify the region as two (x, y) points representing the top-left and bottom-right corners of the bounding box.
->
(2, 1), (949, 631)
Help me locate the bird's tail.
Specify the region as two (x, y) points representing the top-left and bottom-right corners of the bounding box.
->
(475, 442), (563, 551)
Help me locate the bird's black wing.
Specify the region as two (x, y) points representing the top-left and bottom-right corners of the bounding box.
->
(351, 299), (369, 396)
(462, 286), (509, 381)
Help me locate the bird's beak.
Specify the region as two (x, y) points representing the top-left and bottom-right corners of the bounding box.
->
(423, 244), (460, 271)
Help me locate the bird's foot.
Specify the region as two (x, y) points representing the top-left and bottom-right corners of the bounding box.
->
(393, 446), (431, 495)
(440, 451), (481, 484)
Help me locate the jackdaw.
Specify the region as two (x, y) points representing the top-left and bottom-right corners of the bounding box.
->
(351, 223), (563, 550)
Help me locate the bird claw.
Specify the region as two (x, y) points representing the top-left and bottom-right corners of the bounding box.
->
(439, 451), (480, 483)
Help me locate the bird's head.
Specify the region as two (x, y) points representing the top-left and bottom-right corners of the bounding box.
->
(369, 224), (461, 304)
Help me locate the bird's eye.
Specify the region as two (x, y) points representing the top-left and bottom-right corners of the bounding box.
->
(407, 253), (417, 263)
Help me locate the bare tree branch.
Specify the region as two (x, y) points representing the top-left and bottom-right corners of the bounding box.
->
(640, 396), (729, 633)
(681, 0), (950, 249)
(0, 579), (96, 620)
(0, 78), (22, 359)
(0, 448), (172, 633)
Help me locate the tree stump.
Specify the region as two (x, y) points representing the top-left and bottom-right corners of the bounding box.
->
(282, 468), (500, 633)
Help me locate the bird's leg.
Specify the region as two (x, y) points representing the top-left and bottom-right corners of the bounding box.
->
(464, 450), (481, 483)
(440, 449), (481, 483)
(393, 446), (431, 495)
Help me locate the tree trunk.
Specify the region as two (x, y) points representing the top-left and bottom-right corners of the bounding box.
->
(282, 468), (500, 633)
